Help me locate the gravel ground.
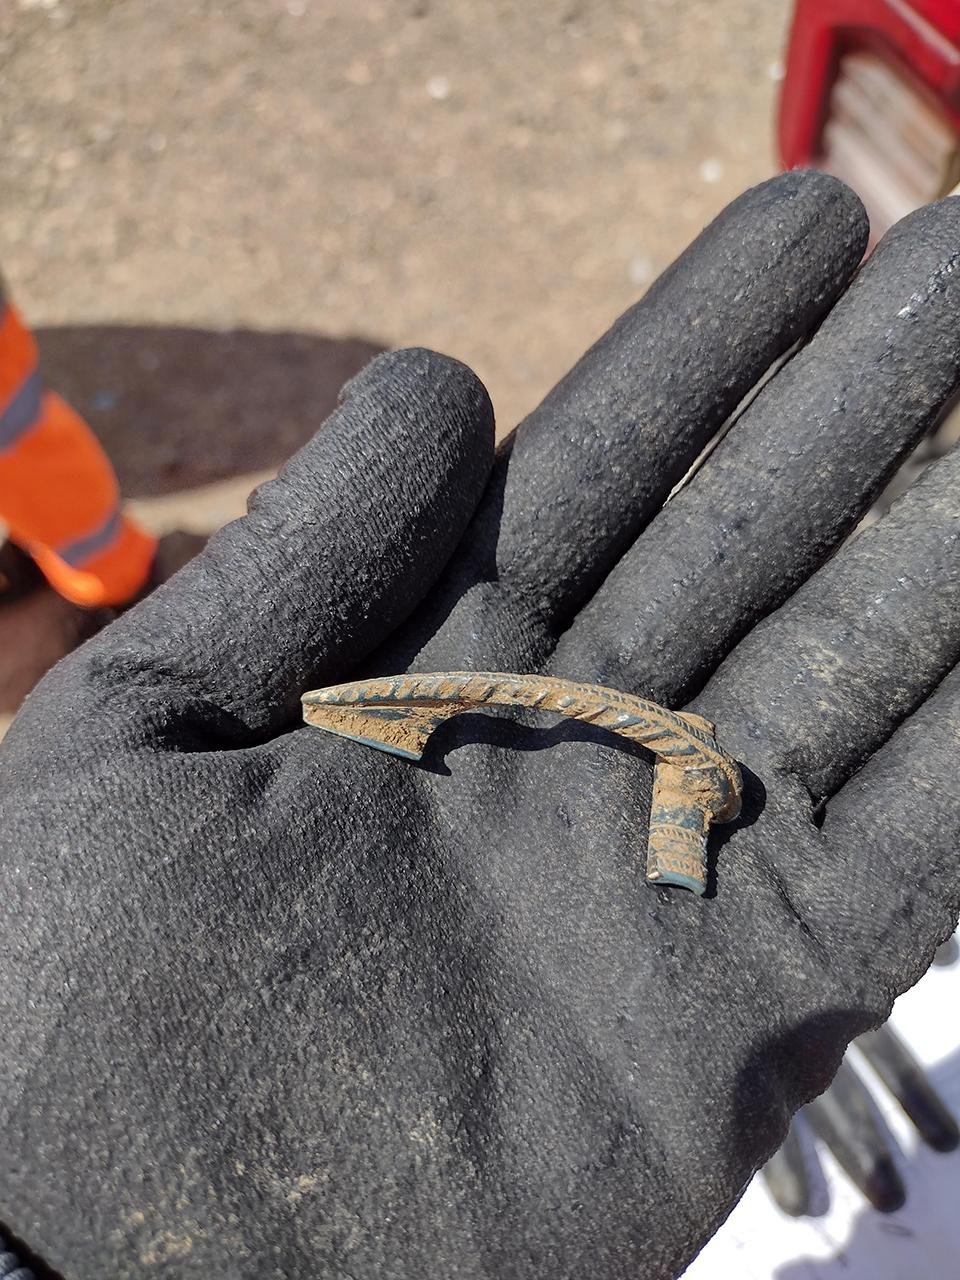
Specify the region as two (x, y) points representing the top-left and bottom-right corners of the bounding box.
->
(3, 0), (789, 468)
(0, 0), (791, 716)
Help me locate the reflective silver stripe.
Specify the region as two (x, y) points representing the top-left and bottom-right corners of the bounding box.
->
(0, 371), (42, 450)
(56, 507), (123, 567)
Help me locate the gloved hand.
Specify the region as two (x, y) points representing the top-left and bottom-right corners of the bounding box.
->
(4, 171), (960, 1280)
(763, 1016), (959, 1216)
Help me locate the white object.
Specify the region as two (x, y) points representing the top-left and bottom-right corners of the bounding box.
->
(686, 940), (960, 1278)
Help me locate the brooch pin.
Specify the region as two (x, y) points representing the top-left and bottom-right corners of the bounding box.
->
(302, 672), (742, 895)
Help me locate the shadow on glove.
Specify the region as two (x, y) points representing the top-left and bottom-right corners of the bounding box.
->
(762, 941), (960, 1216)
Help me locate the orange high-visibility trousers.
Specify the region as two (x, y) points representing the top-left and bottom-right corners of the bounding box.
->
(0, 292), (156, 607)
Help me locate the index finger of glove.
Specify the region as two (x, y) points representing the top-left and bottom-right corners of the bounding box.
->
(388, 171), (868, 673)
(12, 347), (494, 749)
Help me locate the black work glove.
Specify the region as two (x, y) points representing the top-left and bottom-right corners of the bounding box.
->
(4, 171), (960, 1280)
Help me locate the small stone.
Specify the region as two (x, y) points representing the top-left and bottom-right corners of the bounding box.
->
(425, 75), (450, 101)
(628, 254), (653, 287)
(698, 157), (724, 184)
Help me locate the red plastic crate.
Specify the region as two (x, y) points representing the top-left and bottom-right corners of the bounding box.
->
(779, 0), (960, 234)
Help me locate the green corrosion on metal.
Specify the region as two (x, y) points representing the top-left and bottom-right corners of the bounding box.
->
(302, 671), (743, 896)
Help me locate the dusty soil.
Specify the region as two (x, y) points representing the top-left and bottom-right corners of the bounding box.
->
(0, 0), (790, 719)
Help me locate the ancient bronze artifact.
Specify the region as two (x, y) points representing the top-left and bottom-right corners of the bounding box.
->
(303, 672), (742, 895)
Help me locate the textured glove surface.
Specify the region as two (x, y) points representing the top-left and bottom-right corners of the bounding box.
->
(4, 173), (960, 1279)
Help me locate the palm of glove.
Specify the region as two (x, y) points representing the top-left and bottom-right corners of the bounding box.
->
(4, 173), (960, 1280)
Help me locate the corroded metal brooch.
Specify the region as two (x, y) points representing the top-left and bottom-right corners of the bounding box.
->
(302, 672), (742, 896)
